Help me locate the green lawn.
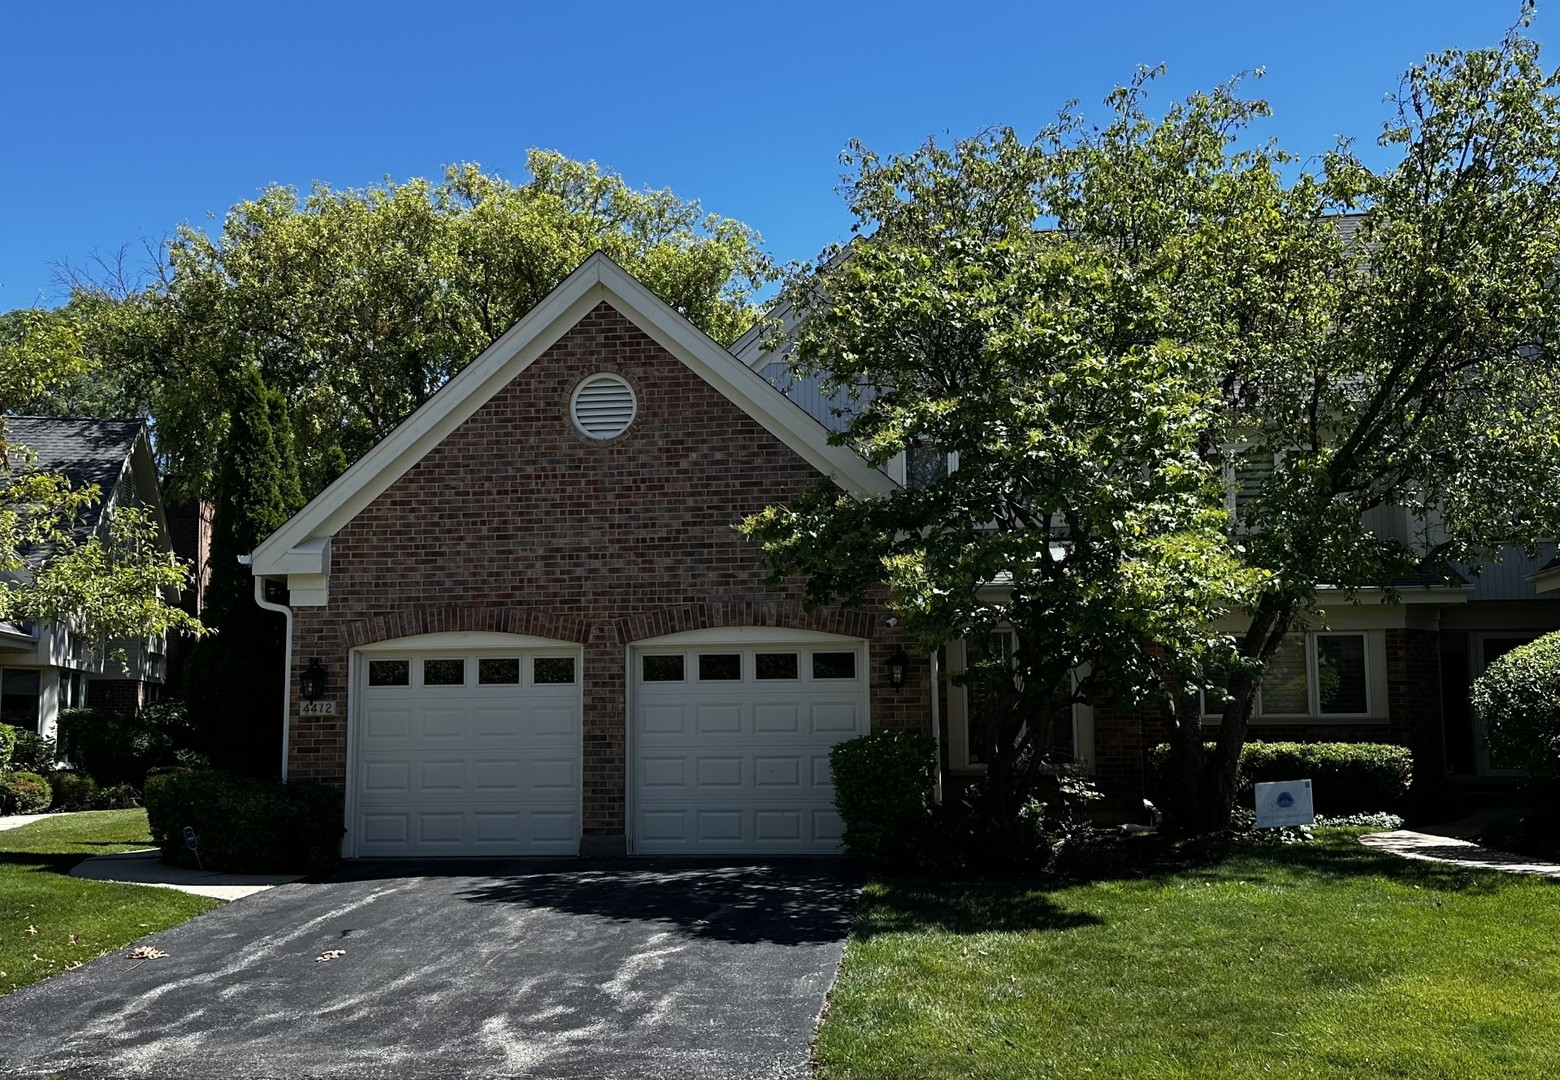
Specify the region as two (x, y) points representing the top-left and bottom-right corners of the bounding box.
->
(816, 831), (1560, 1080)
(0, 810), (219, 995)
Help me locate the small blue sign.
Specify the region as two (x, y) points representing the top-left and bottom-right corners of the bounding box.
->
(1276, 792), (1295, 809)
(182, 827), (199, 852)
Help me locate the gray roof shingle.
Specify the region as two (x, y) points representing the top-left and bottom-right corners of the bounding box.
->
(4, 416), (145, 529)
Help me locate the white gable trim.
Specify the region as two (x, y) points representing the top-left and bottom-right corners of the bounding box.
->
(251, 252), (893, 582)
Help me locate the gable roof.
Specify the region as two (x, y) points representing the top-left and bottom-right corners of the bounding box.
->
(4, 417), (145, 531)
(250, 252), (895, 580)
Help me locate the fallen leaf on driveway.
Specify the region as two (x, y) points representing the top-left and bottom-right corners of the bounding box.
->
(315, 950), (346, 963)
(126, 946), (168, 960)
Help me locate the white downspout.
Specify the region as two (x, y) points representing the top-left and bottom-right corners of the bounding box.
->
(245, 564), (293, 782)
(930, 647), (943, 804)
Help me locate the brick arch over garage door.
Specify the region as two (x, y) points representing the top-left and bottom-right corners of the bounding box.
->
(338, 605), (590, 650)
(612, 602), (880, 646)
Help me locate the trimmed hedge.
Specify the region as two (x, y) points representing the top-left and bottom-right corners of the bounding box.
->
(48, 771), (99, 811)
(144, 770), (344, 874)
(830, 731), (938, 866)
(1472, 631), (1560, 779)
(0, 724), (16, 770)
(0, 771), (53, 815)
(1149, 741), (1413, 816)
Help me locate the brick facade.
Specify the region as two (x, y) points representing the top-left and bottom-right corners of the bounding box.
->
(1386, 627), (1445, 783)
(288, 302), (926, 849)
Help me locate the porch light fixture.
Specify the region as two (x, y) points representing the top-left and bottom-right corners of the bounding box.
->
(300, 658), (328, 701)
(886, 647), (909, 691)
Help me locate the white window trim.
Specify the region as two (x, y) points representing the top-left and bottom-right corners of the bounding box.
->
(945, 634), (1094, 774)
(888, 448), (959, 487)
(1205, 631), (1375, 722)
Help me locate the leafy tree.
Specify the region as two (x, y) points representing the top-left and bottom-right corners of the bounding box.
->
(0, 310), (201, 650)
(747, 8), (1560, 833)
(11, 150), (776, 500)
(183, 365), (303, 774)
(742, 136), (1260, 821)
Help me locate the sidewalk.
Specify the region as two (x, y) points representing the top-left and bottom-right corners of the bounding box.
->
(1360, 813), (1560, 879)
(68, 848), (303, 901)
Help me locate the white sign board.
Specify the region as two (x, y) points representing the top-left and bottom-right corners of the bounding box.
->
(1254, 779), (1315, 828)
(299, 700), (337, 716)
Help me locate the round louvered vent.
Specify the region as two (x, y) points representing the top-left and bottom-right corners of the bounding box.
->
(570, 374), (637, 439)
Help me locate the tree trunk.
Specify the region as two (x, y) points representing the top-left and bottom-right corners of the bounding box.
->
(1163, 592), (1297, 834)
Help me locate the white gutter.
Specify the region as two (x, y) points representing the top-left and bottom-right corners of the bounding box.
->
(930, 647), (943, 804)
(244, 559), (293, 782)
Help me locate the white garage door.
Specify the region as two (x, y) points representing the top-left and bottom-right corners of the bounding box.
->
(351, 648), (581, 857)
(631, 634), (868, 855)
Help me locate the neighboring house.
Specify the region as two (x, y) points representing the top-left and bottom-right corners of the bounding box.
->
(0, 418), (174, 738)
(250, 253), (1560, 859)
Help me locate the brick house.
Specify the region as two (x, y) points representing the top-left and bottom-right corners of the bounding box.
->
(250, 253), (1559, 857)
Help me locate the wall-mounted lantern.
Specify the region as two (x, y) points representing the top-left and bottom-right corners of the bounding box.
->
(300, 657), (328, 701)
(887, 647), (909, 691)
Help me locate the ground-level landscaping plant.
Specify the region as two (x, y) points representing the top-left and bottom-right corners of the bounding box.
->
(144, 769), (343, 874)
(7, 729), (55, 774)
(830, 731), (938, 867)
(57, 700), (196, 790)
(1471, 631), (1560, 860)
(0, 810), (218, 995)
(0, 771), (52, 815)
(1149, 741), (1412, 817)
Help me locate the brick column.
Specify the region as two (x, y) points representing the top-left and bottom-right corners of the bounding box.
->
(1385, 627), (1445, 788)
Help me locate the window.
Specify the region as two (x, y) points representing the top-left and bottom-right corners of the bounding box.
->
(755, 652), (798, 680)
(642, 655), (685, 682)
(368, 660), (410, 687)
(534, 657), (576, 684)
(811, 652), (857, 679)
(1233, 632), (1372, 719)
(955, 631), (1083, 770)
(0, 669), (40, 732)
(423, 658), (465, 686)
(698, 654), (741, 681)
(1316, 635), (1367, 714)
(906, 445), (950, 488)
(478, 658), (520, 685)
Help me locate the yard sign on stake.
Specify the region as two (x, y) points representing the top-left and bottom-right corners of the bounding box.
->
(1254, 780), (1315, 829)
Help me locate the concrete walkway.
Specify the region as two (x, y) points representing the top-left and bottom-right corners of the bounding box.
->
(68, 849), (302, 901)
(1360, 817), (1560, 878)
(0, 811), (72, 832)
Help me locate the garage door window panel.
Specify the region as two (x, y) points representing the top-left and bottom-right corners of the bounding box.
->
(368, 660), (410, 687)
(756, 653), (798, 680)
(698, 654), (741, 681)
(478, 658), (520, 685)
(534, 657), (576, 684)
(643, 655), (685, 682)
(422, 659), (465, 686)
(811, 652), (856, 680)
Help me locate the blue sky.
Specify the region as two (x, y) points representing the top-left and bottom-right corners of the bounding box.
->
(0, 1), (1541, 309)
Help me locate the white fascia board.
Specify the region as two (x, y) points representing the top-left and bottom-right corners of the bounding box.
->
(252, 253), (891, 580)
(1531, 566), (1560, 594)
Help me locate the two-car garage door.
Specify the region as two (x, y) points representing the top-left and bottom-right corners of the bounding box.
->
(348, 631), (867, 857)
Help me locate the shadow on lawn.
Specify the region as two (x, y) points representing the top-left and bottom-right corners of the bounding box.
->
(853, 880), (1105, 939)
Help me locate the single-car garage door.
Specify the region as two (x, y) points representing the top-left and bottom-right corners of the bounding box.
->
(631, 632), (868, 855)
(351, 646), (581, 857)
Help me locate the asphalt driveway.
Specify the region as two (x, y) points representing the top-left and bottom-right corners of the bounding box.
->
(0, 858), (859, 1079)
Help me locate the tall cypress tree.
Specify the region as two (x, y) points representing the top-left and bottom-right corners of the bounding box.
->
(185, 365), (303, 775)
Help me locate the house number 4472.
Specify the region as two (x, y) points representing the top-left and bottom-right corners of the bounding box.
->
(299, 700), (337, 716)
